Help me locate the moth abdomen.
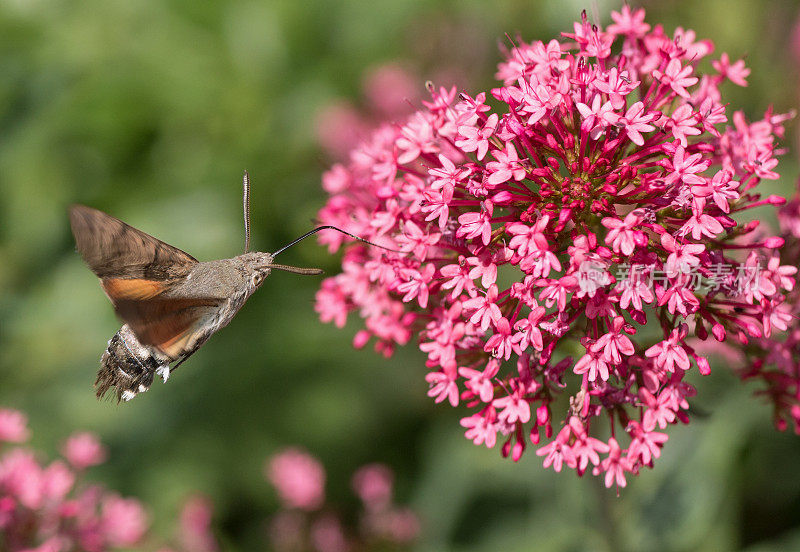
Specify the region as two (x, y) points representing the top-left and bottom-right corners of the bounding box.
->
(97, 325), (169, 402)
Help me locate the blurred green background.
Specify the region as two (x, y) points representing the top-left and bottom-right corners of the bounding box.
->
(2, 0), (800, 550)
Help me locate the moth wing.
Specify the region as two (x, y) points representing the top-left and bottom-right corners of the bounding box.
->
(69, 204), (198, 280)
(70, 205), (225, 360)
(108, 291), (222, 360)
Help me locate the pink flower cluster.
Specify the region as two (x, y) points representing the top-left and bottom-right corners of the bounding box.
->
(315, 7), (795, 486)
(266, 449), (419, 551)
(0, 408), (146, 552)
(0, 407), (224, 552)
(735, 182), (800, 433)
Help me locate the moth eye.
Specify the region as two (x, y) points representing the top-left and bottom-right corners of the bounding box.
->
(252, 272), (265, 286)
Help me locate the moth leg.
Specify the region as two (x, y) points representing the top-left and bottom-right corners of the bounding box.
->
(155, 364), (171, 383)
(171, 348), (200, 372)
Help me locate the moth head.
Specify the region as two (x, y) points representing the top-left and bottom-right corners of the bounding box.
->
(237, 171), (398, 289)
(239, 251), (323, 291)
(239, 251), (276, 290)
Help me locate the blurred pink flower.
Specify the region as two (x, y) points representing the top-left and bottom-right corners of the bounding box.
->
(178, 495), (218, 552)
(316, 101), (371, 160)
(0, 449), (45, 509)
(792, 13), (800, 66)
(363, 64), (420, 118)
(316, 63), (420, 161)
(266, 448), (326, 511)
(62, 432), (107, 470)
(18, 538), (66, 552)
(100, 495), (148, 547)
(0, 409), (30, 443)
(41, 460), (75, 503)
(385, 508), (420, 543)
(310, 514), (349, 552)
(268, 511), (306, 552)
(351, 464), (393, 511)
(0, 407), (166, 551)
(266, 453), (418, 550)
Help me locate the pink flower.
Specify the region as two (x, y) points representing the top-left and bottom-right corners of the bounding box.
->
(574, 347), (611, 382)
(397, 112), (437, 164)
(461, 411), (498, 448)
(510, 78), (564, 126)
(645, 326), (691, 373)
(486, 142), (526, 185)
(457, 200), (494, 245)
(101, 495), (148, 546)
(0, 408), (30, 443)
(1, 449), (45, 508)
(426, 366), (459, 407)
(712, 53), (750, 87)
(266, 449), (326, 511)
(512, 307), (545, 352)
(439, 257), (476, 298)
(595, 67), (640, 110)
(179, 496), (219, 552)
(364, 63), (420, 117)
(616, 101), (655, 146)
(567, 418), (610, 473)
(593, 438), (632, 488)
(577, 94), (618, 139)
(493, 385), (531, 425)
(653, 58), (698, 98)
(466, 358), (501, 395)
(640, 388), (677, 431)
(680, 199), (724, 240)
(462, 284), (502, 331)
(315, 102), (371, 160)
(41, 460), (74, 502)
(398, 221), (440, 261)
(661, 233), (705, 276)
(669, 104), (701, 147)
(607, 5), (650, 37)
(456, 113), (498, 160)
(62, 432), (107, 470)
(396, 263), (435, 308)
(535, 424), (571, 472)
(664, 144), (711, 186)
(601, 211), (642, 256)
(429, 154), (470, 197)
(267, 453), (418, 551)
(311, 514), (349, 552)
(590, 317), (635, 365)
(484, 317), (517, 360)
(352, 464), (393, 510)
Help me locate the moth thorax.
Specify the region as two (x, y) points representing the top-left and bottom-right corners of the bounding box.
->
(97, 325), (170, 402)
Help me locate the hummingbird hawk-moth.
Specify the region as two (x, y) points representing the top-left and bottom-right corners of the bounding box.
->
(70, 172), (382, 402)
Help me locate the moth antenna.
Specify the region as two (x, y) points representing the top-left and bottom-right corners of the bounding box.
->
(243, 170), (251, 253)
(272, 225), (401, 257)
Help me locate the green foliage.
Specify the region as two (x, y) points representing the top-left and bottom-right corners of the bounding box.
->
(1, 1), (799, 550)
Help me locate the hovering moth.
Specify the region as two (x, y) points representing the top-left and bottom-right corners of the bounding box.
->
(70, 172), (382, 402)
